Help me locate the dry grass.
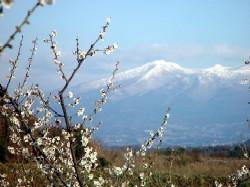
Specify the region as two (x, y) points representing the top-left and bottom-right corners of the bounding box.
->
(99, 148), (250, 177)
(1, 146), (250, 187)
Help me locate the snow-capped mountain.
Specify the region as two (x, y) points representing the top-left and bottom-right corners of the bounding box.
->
(77, 60), (247, 98)
(72, 60), (250, 147)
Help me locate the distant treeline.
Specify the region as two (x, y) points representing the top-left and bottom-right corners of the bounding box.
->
(102, 143), (250, 159)
(160, 144), (250, 158)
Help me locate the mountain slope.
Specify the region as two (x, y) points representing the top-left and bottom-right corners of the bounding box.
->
(72, 60), (249, 146)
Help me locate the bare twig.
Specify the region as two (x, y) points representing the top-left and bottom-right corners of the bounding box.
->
(59, 19), (111, 94)
(140, 107), (171, 154)
(36, 87), (64, 117)
(83, 61), (120, 125)
(19, 38), (38, 89)
(60, 37), (99, 94)
(47, 33), (68, 82)
(5, 35), (24, 90)
(0, 1), (41, 54)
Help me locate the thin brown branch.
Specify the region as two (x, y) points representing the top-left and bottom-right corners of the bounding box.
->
(75, 37), (80, 62)
(59, 37), (100, 94)
(46, 19), (112, 187)
(0, 1), (41, 54)
(36, 88), (64, 117)
(20, 38), (38, 89)
(5, 35), (24, 91)
(59, 94), (86, 187)
(141, 107), (171, 153)
(48, 33), (68, 82)
(83, 61), (120, 125)
(55, 28), (106, 187)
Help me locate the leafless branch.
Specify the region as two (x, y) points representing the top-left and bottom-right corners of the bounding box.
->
(19, 38), (38, 90)
(83, 61), (120, 125)
(5, 35), (24, 91)
(47, 33), (68, 82)
(0, 1), (41, 54)
(35, 86), (64, 117)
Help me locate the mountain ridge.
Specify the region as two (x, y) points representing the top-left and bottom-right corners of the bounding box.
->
(76, 60), (249, 98)
(71, 60), (249, 146)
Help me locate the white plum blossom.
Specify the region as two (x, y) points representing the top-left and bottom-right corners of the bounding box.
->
(113, 166), (123, 176)
(139, 172), (144, 180)
(77, 107), (85, 116)
(90, 151), (97, 163)
(23, 135), (30, 143)
(53, 59), (61, 65)
(113, 43), (118, 49)
(79, 51), (86, 60)
(88, 173), (94, 180)
(22, 148), (29, 156)
(81, 134), (89, 147)
(99, 31), (105, 40)
(7, 146), (15, 154)
(2, 0), (13, 8)
(237, 165), (249, 178)
(37, 138), (43, 146)
(214, 181), (222, 187)
(82, 115), (88, 121)
(68, 91), (74, 98)
(39, 0), (55, 6)
(106, 17), (111, 24)
(51, 30), (57, 37)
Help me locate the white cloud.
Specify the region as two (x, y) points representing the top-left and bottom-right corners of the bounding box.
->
(113, 43), (250, 69)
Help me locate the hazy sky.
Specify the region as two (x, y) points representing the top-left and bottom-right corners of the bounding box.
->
(1, 0), (250, 89)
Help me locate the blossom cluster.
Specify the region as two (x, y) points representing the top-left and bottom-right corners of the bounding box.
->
(2, 16), (165, 187)
(0, 24), (173, 187)
(0, 2), (174, 186)
(139, 108), (170, 156)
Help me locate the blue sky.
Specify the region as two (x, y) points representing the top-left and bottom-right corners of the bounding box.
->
(1, 0), (250, 89)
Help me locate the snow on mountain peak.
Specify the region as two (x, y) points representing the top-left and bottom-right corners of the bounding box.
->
(145, 60), (192, 72)
(118, 60), (192, 81)
(205, 64), (229, 72)
(141, 60), (193, 80)
(202, 64), (236, 78)
(151, 60), (182, 69)
(74, 60), (247, 95)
